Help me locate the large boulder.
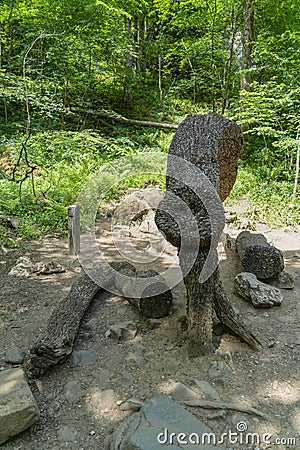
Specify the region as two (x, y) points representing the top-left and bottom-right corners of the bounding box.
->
(107, 395), (223, 449)
(0, 368), (40, 445)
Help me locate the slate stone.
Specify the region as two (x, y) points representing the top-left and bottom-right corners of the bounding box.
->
(234, 272), (283, 307)
(4, 347), (26, 364)
(64, 380), (84, 403)
(109, 395), (223, 449)
(72, 350), (97, 366)
(0, 368), (40, 445)
(57, 425), (77, 442)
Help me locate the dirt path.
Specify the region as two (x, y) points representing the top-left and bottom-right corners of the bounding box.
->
(0, 215), (299, 449)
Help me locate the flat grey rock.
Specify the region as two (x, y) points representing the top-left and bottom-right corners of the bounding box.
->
(90, 389), (116, 413)
(108, 395), (223, 450)
(57, 425), (77, 442)
(64, 380), (84, 403)
(0, 368), (40, 445)
(72, 350), (97, 366)
(234, 272), (283, 307)
(126, 352), (145, 367)
(4, 347), (25, 364)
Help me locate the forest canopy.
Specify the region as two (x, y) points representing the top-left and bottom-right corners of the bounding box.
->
(0, 0), (299, 244)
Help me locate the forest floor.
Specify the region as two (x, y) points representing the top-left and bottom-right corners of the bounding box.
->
(0, 201), (300, 450)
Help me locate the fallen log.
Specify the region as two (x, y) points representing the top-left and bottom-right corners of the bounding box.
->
(27, 271), (102, 376)
(236, 230), (284, 280)
(70, 107), (179, 130)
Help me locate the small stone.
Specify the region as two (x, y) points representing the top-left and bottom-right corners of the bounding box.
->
(72, 350), (97, 366)
(90, 389), (117, 413)
(208, 361), (231, 379)
(191, 379), (220, 400)
(90, 430), (96, 436)
(4, 347), (25, 364)
(130, 343), (145, 354)
(48, 400), (61, 415)
(207, 410), (226, 420)
(169, 381), (200, 402)
(64, 380), (84, 403)
(57, 425), (77, 442)
(272, 271), (295, 289)
(107, 322), (137, 341)
(126, 353), (145, 367)
(234, 272), (283, 307)
(276, 317), (290, 324)
(119, 372), (134, 386)
(119, 398), (144, 412)
(23, 323), (38, 333)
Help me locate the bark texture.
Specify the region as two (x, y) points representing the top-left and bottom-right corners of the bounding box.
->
(27, 271), (103, 376)
(155, 113), (261, 355)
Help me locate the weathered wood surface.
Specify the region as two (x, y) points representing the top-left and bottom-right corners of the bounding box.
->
(114, 264), (172, 318)
(236, 230), (284, 279)
(68, 204), (80, 256)
(156, 113), (261, 355)
(27, 270), (103, 376)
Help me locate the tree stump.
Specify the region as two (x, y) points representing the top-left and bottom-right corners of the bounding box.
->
(236, 230), (284, 280)
(155, 113), (261, 356)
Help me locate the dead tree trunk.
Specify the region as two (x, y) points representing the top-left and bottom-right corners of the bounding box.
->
(155, 113), (261, 356)
(236, 230), (284, 279)
(27, 272), (102, 376)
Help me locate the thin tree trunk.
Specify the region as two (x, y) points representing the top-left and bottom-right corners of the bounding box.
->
(124, 18), (134, 108)
(241, 0), (254, 91)
(292, 134), (300, 204)
(158, 55), (163, 109)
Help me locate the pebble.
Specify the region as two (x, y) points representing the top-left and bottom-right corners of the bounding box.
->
(207, 410), (226, 420)
(126, 353), (145, 367)
(48, 400), (61, 415)
(191, 379), (220, 400)
(106, 322), (137, 341)
(119, 372), (134, 386)
(119, 398), (144, 412)
(72, 350), (97, 366)
(22, 323), (38, 333)
(57, 425), (77, 442)
(4, 346), (26, 364)
(276, 317), (290, 324)
(208, 361), (231, 379)
(64, 380), (84, 403)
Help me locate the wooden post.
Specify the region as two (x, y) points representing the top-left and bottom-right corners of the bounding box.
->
(68, 204), (80, 255)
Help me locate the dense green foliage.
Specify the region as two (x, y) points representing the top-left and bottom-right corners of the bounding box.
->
(0, 0), (299, 244)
